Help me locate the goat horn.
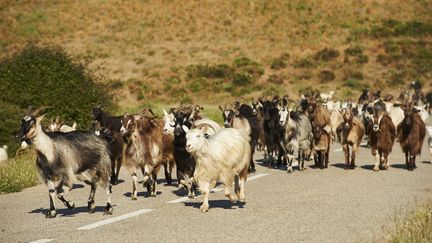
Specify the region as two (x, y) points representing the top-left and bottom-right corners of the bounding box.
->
(31, 106), (51, 116)
(194, 123), (216, 133)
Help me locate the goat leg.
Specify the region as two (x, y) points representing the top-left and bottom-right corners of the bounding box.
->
(351, 144), (358, 169)
(131, 170), (138, 200)
(104, 184), (113, 215)
(199, 182), (210, 213)
(56, 180), (74, 209)
(87, 183), (97, 214)
(372, 149), (380, 172)
(46, 180), (58, 218)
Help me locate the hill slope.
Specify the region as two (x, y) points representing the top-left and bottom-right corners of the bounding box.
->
(1, 0), (432, 107)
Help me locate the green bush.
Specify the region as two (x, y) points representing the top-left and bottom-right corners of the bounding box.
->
(370, 19), (432, 38)
(186, 64), (234, 79)
(318, 70), (335, 82)
(270, 53), (290, 69)
(294, 57), (315, 68)
(0, 44), (113, 154)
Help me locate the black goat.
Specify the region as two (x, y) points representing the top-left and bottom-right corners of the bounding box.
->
(92, 106), (123, 132)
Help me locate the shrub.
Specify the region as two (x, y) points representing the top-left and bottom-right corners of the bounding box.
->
(0, 44), (113, 154)
(344, 46), (363, 56)
(314, 48), (340, 62)
(186, 64), (233, 79)
(294, 57), (315, 68)
(318, 70), (335, 82)
(268, 74), (284, 84)
(270, 53), (290, 70)
(233, 57), (264, 78)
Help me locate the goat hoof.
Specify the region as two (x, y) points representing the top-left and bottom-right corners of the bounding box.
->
(66, 201), (75, 209)
(46, 210), (57, 218)
(200, 205), (209, 213)
(248, 168), (256, 173)
(103, 203), (113, 215)
(373, 167), (379, 172)
(150, 192), (156, 197)
(287, 167), (293, 173)
(88, 206), (96, 214)
(131, 196), (137, 200)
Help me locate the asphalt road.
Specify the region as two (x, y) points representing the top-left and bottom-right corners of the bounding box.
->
(1, 135), (432, 242)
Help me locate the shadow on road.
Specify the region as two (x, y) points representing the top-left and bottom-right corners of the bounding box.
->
(123, 191), (162, 198)
(360, 164), (374, 170)
(390, 164), (408, 170)
(72, 184), (85, 189)
(331, 163), (348, 169)
(183, 199), (245, 210)
(28, 206), (107, 217)
(421, 161), (431, 164)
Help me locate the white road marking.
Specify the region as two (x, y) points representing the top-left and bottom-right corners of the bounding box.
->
(333, 148), (343, 152)
(77, 209), (153, 230)
(166, 173), (268, 204)
(29, 239), (53, 243)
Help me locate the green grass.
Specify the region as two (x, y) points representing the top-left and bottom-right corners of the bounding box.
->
(381, 197), (432, 242)
(0, 149), (39, 194)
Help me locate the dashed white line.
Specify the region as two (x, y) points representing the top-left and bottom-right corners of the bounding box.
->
(29, 239), (53, 243)
(333, 148), (343, 152)
(77, 209), (153, 230)
(166, 173), (268, 204)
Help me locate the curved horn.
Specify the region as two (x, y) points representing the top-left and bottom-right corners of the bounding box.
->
(31, 106), (50, 116)
(194, 123), (217, 133)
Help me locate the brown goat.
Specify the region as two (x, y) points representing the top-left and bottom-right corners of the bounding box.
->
(312, 126), (331, 169)
(121, 114), (166, 199)
(368, 109), (396, 171)
(340, 108), (364, 169)
(397, 103), (426, 171)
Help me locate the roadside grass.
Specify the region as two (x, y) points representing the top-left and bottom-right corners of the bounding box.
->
(378, 197), (432, 242)
(0, 149), (38, 194)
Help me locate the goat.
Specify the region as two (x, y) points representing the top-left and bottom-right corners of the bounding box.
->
(312, 126), (331, 169)
(49, 116), (77, 132)
(260, 99), (284, 167)
(0, 145), (7, 163)
(329, 109), (343, 142)
(219, 103), (258, 172)
(252, 99), (266, 152)
(279, 110), (313, 172)
(397, 103), (426, 171)
(340, 108), (365, 169)
(426, 126), (432, 164)
(413, 105), (429, 123)
(121, 114), (165, 199)
(94, 124), (124, 184)
(320, 91), (334, 102)
(368, 109), (396, 171)
(183, 125), (250, 213)
(92, 106), (123, 132)
(18, 107), (112, 218)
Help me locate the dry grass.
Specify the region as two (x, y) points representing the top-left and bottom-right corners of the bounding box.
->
(379, 197), (432, 242)
(1, 0), (432, 107)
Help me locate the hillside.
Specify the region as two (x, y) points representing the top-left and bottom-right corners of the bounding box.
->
(1, 0), (432, 109)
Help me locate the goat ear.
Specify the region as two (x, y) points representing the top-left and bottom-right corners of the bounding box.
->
(182, 125), (189, 133)
(218, 105), (224, 112)
(163, 109), (168, 116)
(36, 113), (47, 124)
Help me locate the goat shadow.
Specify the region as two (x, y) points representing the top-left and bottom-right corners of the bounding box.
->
(421, 161), (431, 164)
(360, 164), (375, 170)
(29, 205), (108, 217)
(330, 163), (351, 169)
(123, 191), (162, 199)
(112, 179), (125, 185)
(72, 184), (85, 189)
(390, 164), (409, 170)
(256, 160), (289, 171)
(156, 179), (177, 187)
(183, 199), (245, 210)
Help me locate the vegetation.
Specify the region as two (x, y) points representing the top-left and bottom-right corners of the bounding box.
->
(381, 197), (432, 242)
(0, 44), (113, 155)
(0, 149), (38, 194)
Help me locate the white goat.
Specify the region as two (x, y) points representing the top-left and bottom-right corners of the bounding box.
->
(414, 105), (429, 123)
(49, 116), (77, 132)
(183, 125), (250, 213)
(427, 126), (432, 164)
(0, 145), (8, 163)
(320, 91), (334, 102)
(389, 106), (404, 128)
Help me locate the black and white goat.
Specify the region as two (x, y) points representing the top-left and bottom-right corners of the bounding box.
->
(18, 108), (113, 218)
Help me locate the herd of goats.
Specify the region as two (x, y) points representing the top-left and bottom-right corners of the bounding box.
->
(15, 81), (432, 217)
